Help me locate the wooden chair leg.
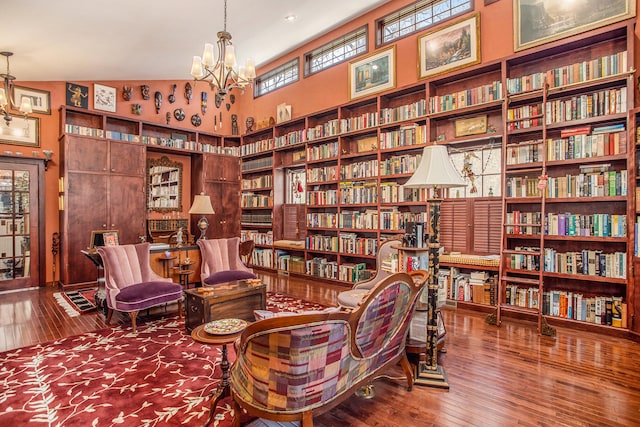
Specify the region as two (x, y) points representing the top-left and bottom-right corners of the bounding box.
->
(129, 311), (139, 333)
(106, 308), (113, 325)
(301, 411), (314, 427)
(400, 353), (414, 391)
(230, 399), (241, 427)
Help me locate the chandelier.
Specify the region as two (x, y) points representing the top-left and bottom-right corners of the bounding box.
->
(190, 0), (256, 100)
(0, 52), (32, 126)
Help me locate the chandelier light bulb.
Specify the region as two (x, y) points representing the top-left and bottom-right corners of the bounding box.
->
(190, 56), (204, 79)
(0, 89), (7, 108)
(19, 97), (32, 114)
(202, 44), (215, 67)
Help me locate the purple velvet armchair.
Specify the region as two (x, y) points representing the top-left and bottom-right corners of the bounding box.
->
(230, 271), (427, 427)
(197, 237), (256, 285)
(97, 243), (183, 333)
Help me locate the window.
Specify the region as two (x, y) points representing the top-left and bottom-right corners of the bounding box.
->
(304, 26), (368, 76)
(254, 58), (299, 97)
(449, 145), (501, 198)
(377, 0), (472, 46)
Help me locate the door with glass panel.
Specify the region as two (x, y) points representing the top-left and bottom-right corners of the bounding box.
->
(0, 160), (43, 291)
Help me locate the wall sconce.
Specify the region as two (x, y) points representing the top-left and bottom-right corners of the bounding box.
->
(42, 150), (53, 171)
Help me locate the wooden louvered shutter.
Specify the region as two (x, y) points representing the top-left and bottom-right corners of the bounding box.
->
(472, 199), (502, 254)
(440, 200), (468, 254)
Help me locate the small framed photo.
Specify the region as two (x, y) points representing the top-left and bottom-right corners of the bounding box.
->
(276, 103), (292, 123)
(66, 82), (89, 109)
(0, 114), (39, 147)
(103, 231), (119, 246)
(349, 46), (396, 100)
(94, 84), (117, 112)
(455, 115), (488, 137)
(418, 13), (481, 79)
(12, 86), (50, 114)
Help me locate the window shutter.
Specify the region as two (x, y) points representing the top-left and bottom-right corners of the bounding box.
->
(472, 199), (502, 254)
(440, 200), (468, 253)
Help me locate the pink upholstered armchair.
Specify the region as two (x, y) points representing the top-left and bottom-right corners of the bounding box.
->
(97, 243), (183, 333)
(197, 237), (257, 286)
(230, 271), (427, 427)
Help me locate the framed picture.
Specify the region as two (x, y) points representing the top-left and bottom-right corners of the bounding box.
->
(419, 13), (480, 79)
(103, 231), (119, 246)
(276, 103), (292, 123)
(66, 82), (89, 109)
(89, 230), (119, 251)
(0, 114), (39, 147)
(94, 84), (117, 112)
(455, 115), (487, 137)
(11, 86), (50, 114)
(514, 0), (636, 51)
(349, 46), (396, 100)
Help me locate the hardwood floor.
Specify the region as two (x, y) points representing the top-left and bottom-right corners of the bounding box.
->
(2, 272), (640, 426)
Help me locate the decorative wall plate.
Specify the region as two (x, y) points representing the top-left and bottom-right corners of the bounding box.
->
(173, 108), (185, 121)
(191, 114), (201, 127)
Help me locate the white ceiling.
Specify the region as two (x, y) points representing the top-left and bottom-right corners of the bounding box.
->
(2, 0), (390, 82)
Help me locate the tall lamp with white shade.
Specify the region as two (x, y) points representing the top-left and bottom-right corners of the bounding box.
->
(189, 192), (215, 240)
(404, 143), (466, 389)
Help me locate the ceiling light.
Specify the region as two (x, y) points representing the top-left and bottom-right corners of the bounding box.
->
(0, 52), (32, 127)
(190, 0), (256, 102)
(284, 14), (297, 22)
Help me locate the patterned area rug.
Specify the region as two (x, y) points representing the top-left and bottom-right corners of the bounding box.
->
(0, 293), (328, 426)
(53, 288), (97, 317)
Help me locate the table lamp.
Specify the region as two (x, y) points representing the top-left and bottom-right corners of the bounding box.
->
(189, 192), (215, 240)
(405, 143), (466, 389)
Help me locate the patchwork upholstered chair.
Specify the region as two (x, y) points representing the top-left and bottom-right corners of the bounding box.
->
(97, 243), (183, 333)
(229, 270), (427, 427)
(337, 236), (401, 309)
(197, 237), (257, 286)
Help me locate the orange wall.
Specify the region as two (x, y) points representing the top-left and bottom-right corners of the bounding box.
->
(6, 0), (640, 284)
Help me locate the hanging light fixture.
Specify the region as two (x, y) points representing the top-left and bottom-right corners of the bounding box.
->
(190, 0), (256, 101)
(0, 52), (32, 127)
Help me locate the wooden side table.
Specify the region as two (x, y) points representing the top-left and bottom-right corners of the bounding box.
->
(176, 269), (194, 289)
(191, 324), (245, 427)
(157, 255), (177, 278)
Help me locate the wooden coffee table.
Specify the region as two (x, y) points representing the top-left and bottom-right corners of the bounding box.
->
(184, 280), (266, 332)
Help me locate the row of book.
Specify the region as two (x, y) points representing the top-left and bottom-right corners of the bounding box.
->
(240, 230), (273, 246)
(379, 99), (427, 124)
(441, 268), (498, 306)
(307, 141), (338, 162)
(339, 210), (378, 230)
(545, 213), (627, 238)
(380, 210), (428, 231)
(543, 248), (627, 279)
(306, 189), (338, 205)
(241, 156), (273, 172)
(240, 193), (273, 208)
(541, 292), (626, 327)
(339, 181), (378, 205)
(429, 81), (503, 113)
(378, 124), (426, 149)
(547, 128), (626, 161)
(338, 233), (377, 256)
(306, 257), (338, 280)
(338, 262), (371, 283)
(307, 212), (337, 229)
(250, 248), (274, 269)
(275, 130), (307, 148)
(307, 165), (338, 183)
(506, 51), (627, 94)
(240, 212), (272, 226)
(506, 103), (542, 130)
(306, 234), (339, 252)
(545, 87), (627, 124)
(339, 159), (378, 180)
(545, 169), (627, 198)
(506, 139), (543, 165)
(379, 153), (421, 176)
(379, 182), (428, 204)
(241, 138), (274, 156)
(241, 174), (273, 190)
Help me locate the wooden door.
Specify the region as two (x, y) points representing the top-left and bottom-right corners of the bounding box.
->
(109, 175), (146, 244)
(62, 173), (108, 286)
(0, 159), (45, 291)
(203, 181), (240, 238)
(202, 154), (239, 182)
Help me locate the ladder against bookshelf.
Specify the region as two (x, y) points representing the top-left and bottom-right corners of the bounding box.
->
(498, 21), (634, 335)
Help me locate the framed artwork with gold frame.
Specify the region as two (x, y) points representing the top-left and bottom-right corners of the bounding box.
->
(454, 115), (487, 137)
(349, 46), (396, 100)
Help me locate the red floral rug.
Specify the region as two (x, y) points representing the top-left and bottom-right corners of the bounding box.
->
(0, 292), (327, 426)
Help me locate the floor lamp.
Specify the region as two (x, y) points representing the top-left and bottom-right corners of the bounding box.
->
(405, 143), (466, 389)
(189, 192), (215, 240)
